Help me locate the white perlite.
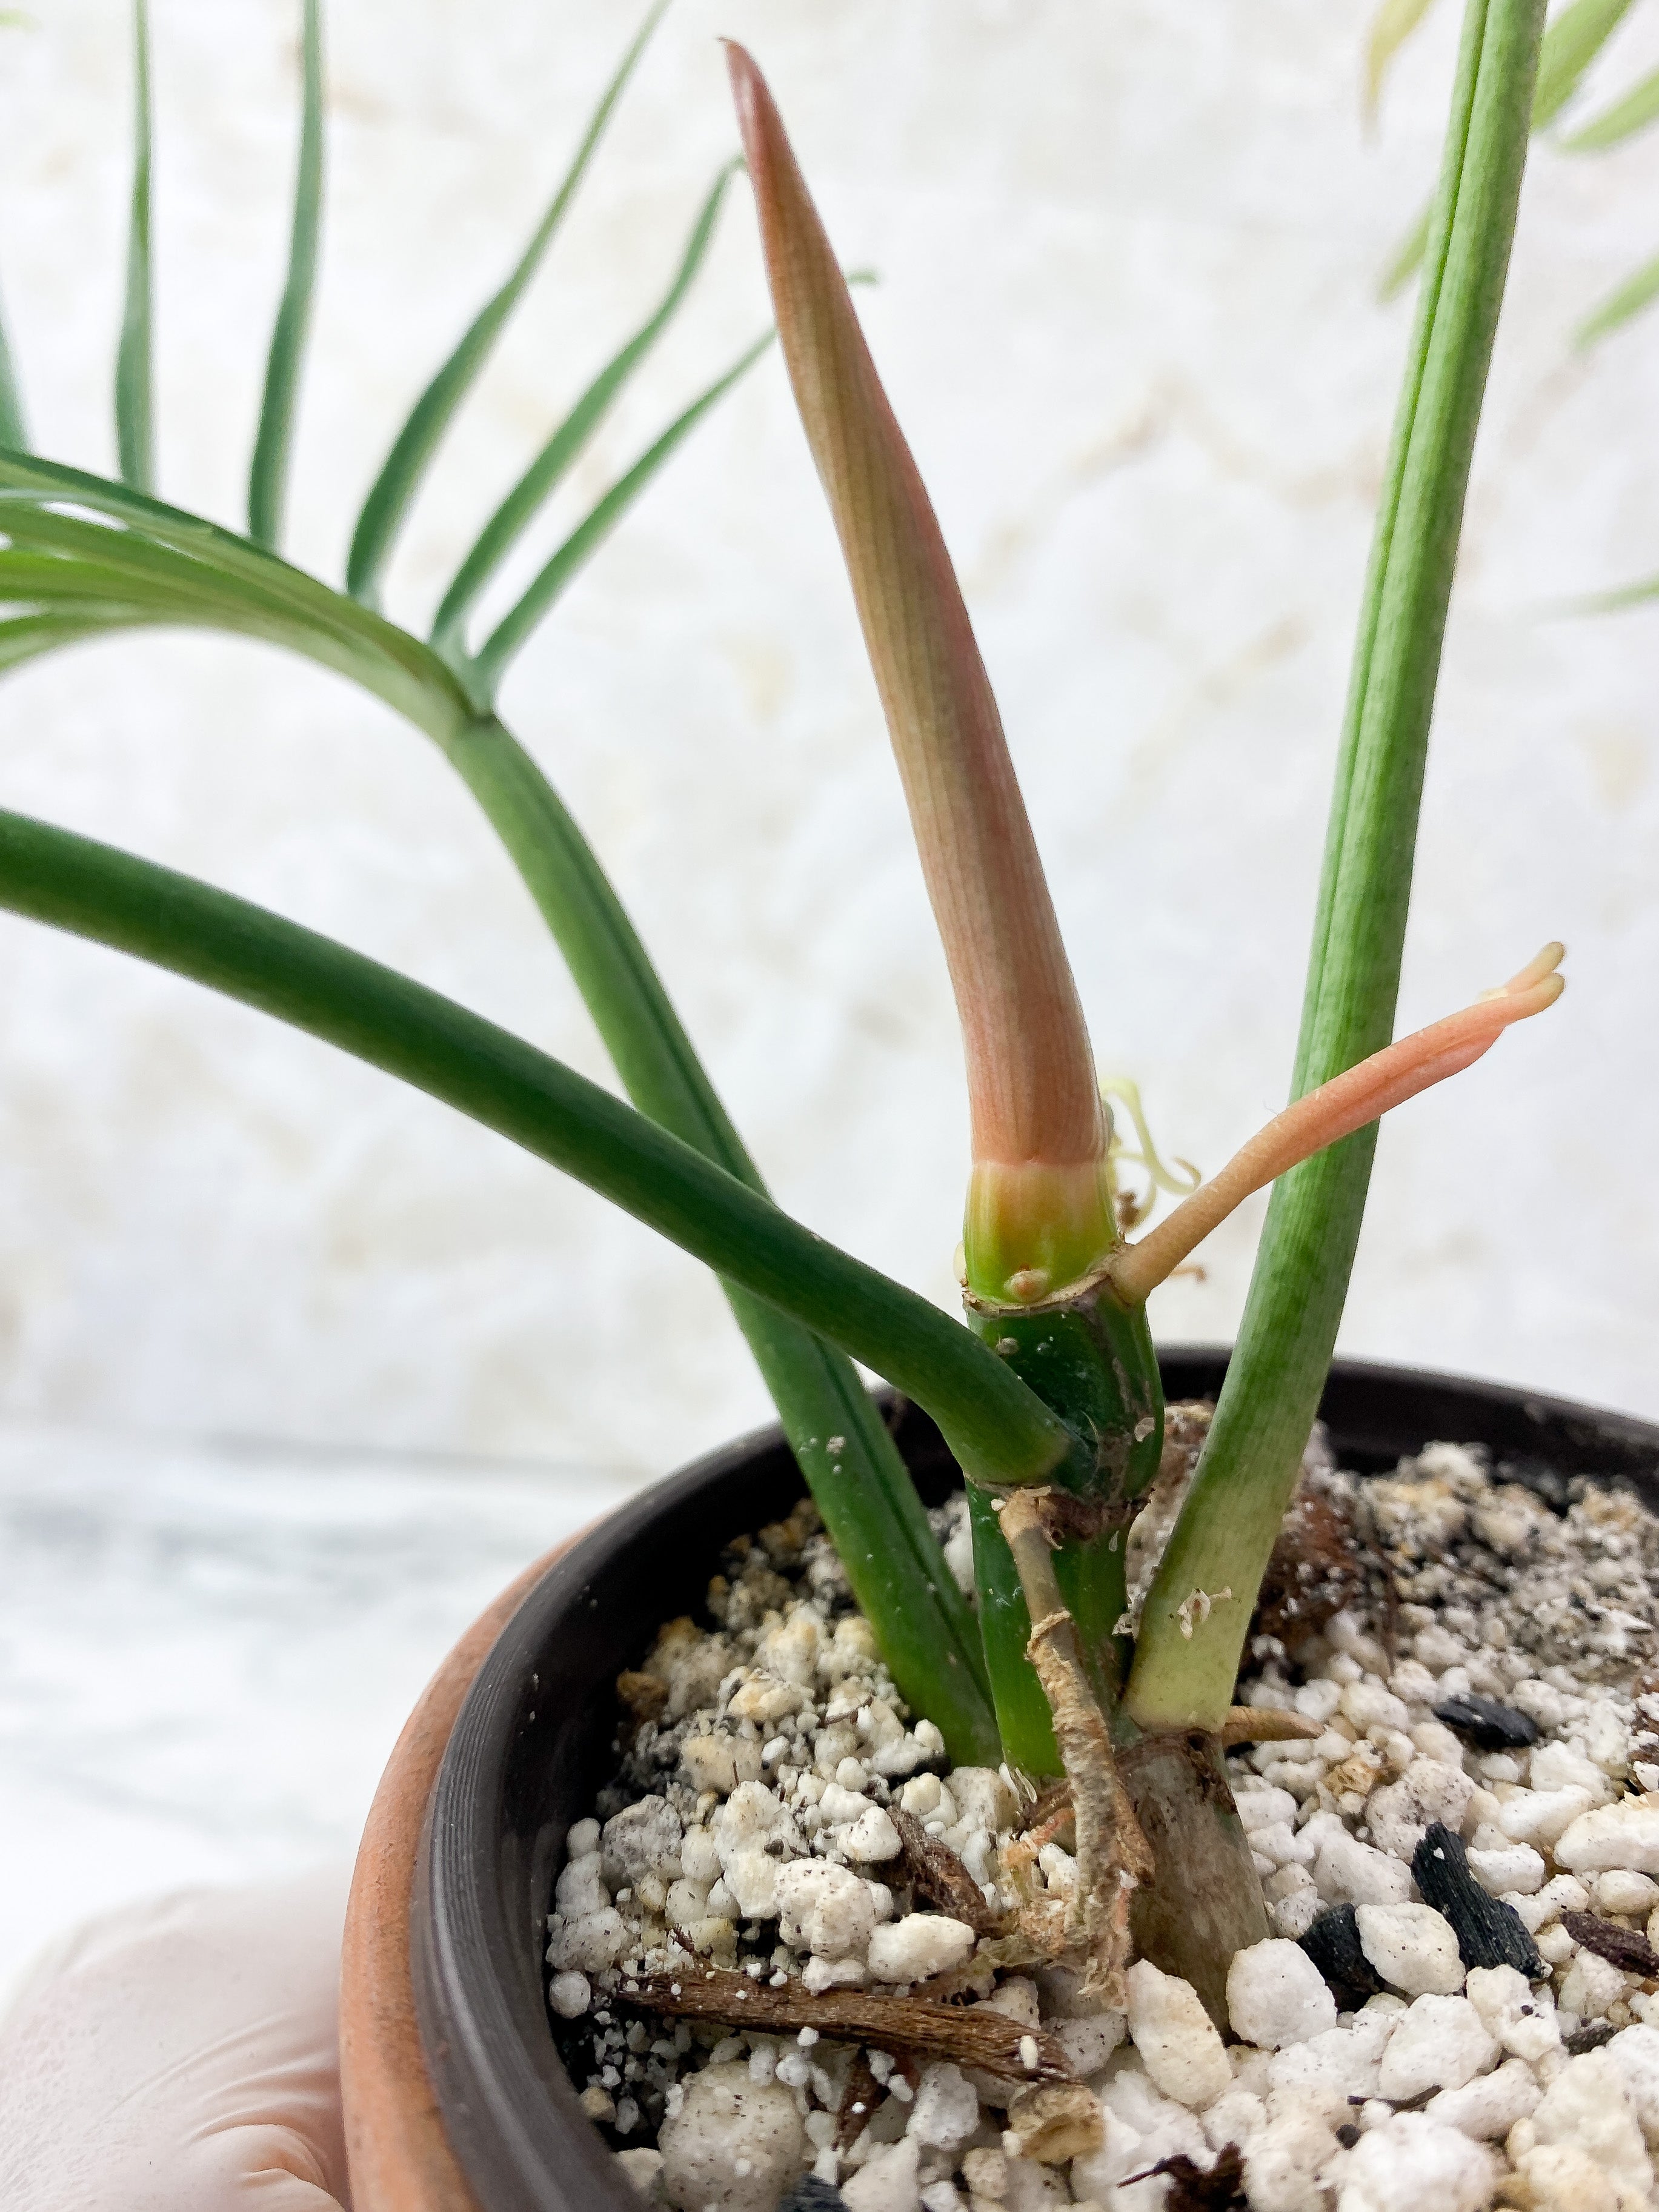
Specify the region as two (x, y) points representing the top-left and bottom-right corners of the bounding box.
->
(1557, 1803), (1659, 1876)
(1354, 1902), (1466, 1996)
(1337, 2112), (1499, 2212)
(866, 1912), (976, 1984)
(655, 2064), (804, 2212)
(1226, 1938), (1337, 2048)
(1125, 1958), (1232, 2108)
(556, 1442), (1659, 2211)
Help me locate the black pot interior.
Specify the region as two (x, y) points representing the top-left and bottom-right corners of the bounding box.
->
(412, 1350), (1659, 2212)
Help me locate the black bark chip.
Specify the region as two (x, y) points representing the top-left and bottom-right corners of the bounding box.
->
(1560, 1909), (1659, 1978)
(1412, 1822), (1546, 1976)
(1564, 2019), (1619, 2054)
(780, 2181), (849, 2212)
(1299, 1903), (1387, 2010)
(1431, 1693), (1540, 1750)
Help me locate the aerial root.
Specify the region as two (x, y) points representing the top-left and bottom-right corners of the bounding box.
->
(999, 1489), (1152, 2008)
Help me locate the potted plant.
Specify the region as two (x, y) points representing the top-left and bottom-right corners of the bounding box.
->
(3, 4), (1657, 2210)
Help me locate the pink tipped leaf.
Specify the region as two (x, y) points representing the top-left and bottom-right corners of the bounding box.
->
(726, 45), (1112, 1303)
(1106, 945), (1565, 1304)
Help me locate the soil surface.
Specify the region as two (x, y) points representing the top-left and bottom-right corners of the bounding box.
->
(546, 1415), (1659, 2212)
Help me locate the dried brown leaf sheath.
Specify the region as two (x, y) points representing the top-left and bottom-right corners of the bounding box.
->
(889, 1805), (1005, 1935)
(612, 1964), (1072, 2082)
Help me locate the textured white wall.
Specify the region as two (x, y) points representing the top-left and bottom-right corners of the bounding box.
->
(0, 0), (1654, 1480)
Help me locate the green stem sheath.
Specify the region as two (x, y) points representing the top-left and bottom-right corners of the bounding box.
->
(442, 717), (997, 1758)
(964, 1283), (1163, 1776)
(0, 803), (1071, 1529)
(1128, 0), (1546, 1735)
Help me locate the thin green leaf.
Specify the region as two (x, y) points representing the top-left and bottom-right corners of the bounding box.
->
(1574, 243), (1659, 343)
(1383, 0), (1635, 299)
(345, 0), (669, 608)
(0, 803), (1072, 1494)
(1559, 569), (1659, 611)
(431, 159), (738, 660)
(115, 0), (155, 491)
(449, 718), (995, 1753)
(1130, 0), (1547, 1734)
(0, 450), (995, 1745)
(1560, 58), (1659, 144)
(0, 611), (151, 674)
(1380, 201), (1435, 298)
(248, 0), (325, 551)
(1366, 0), (1443, 122)
(0, 451), (474, 739)
(473, 331), (771, 698)
(0, 275), (26, 453)
(1532, 0), (1634, 124)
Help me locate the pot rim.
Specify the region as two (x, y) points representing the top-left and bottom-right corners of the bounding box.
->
(411, 1347), (1659, 2212)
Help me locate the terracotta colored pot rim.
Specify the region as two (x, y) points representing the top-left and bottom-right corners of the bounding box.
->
(347, 1349), (1659, 2212)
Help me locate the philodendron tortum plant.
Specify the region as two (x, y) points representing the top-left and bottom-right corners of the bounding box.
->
(0, 0), (1556, 2016)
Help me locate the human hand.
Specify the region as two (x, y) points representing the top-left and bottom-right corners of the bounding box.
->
(0, 1865), (352, 2212)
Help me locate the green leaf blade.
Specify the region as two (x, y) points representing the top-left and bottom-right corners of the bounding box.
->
(1366, 0), (1444, 122)
(473, 330), (772, 698)
(248, 0), (325, 552)
(1575, 244), (1659, 344)
(1532, 0), (1634, 125)
(344, 0), (668, 608)
(0, 276), (27, 454)
(1129, 0), (1548, 1735)
(1561, 59), (1659, 145)
(431, 158), (739, 660)
(0, 450), (475, 739)
(1380, 201), (1435, 300)
(115, 0), (155, 492)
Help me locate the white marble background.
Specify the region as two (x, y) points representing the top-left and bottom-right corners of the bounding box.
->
(0, 0), (1656, 1981)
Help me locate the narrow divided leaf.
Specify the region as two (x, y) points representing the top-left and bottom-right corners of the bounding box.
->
(345, 0), (669, 607)
(1532, 0), (1634, 125)
(1380, 202), (1435, 300)
(471, 330), (772, 697)
(0, 450), (474, 740)
(1366, 0), (1443, 122)
(1383, 0), (1635, 300)
(0, 275), (25, 452)
(0, 611), (150, 674)
(115, 0), (155, 492)
(1561, 59), (1659, 146)
(1574, 242), (1659, 344)
(1560, 568), (1659, 612)
(0, 804), (1073, 1495)
(0, 444), (995, 1753)
(248, 0), (325, 551)
(431, 161), (739, 660)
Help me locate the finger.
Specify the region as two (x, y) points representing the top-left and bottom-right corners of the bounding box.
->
(1, 1865), (351, 2212)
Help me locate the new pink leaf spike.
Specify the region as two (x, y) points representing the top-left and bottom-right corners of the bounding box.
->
(727, 44), (1115, 1303)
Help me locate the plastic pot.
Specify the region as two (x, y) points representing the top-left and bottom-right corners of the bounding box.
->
(344, 1350), (1659, 2212)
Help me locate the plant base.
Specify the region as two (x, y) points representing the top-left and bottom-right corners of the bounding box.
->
(1123, 1728), (1269, 2027)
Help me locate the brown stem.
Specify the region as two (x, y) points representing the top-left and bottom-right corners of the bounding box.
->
(999, 1490), (1152, 2008)
(1120, 1730), (1269, 2029)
